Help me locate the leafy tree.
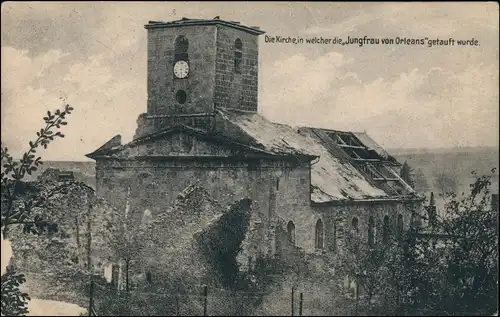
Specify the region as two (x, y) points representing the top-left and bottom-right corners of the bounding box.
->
(386, 215), (442, 315)
(336, 231), (386, 302)
(432, 169), (498, 315)
(1, 103), (120, 314)
(1, 104), (74, 237)
(104, 191), (147, 293)
(434, 172), (458, 196)
(1, 266), (30, 316)
(333, 214), (414, 316)
(7, 181), (117, 308)
(384, 169), (498, 316)
(1, 104), (73, 316)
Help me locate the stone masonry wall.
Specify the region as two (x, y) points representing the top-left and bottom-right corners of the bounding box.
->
(215, 25), (259, 112)
(139, 24), (260, 136)
(96, 150), (421, 267)
(147, 25), (217, 116)
(270, 196), (421, 259)
(315, 200), (422, 254)
(95, 157), (311, 257)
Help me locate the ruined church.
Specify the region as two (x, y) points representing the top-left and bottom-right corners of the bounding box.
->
(86, 18), (423, 273)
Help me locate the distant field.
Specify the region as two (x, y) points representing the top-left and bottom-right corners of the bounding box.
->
(392, 147), (499, 190)
(392, 146), (499, 210)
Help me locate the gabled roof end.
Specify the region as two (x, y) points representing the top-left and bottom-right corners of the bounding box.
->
(85, 135), (122, 159)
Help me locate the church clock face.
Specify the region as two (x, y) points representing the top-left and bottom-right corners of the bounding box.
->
(173, 60), (189, 79)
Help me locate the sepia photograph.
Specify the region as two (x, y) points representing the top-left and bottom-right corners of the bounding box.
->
(1, 2), (499, 316)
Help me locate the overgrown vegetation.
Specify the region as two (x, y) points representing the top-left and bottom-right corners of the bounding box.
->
(335, 168), (498, 316)
(93, 197), (298, 316)
(1, 266), (30, 316)
(1, 104), (74, 237)
(93, 194), (263, 316)
(1, 104), (74, 316)
(434, 172), (459, 195)
(426, 170), (498, 315)
(197, 198), (252, 288)
(7, 183), (120, 309)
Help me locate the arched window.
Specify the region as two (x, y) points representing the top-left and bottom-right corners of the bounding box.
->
(234, 38), (243, 74)
(383, 215), (390, 243)
(368, 216), (375, 246)
(235, 38), (243, 50)
(287, 221), (295, 245)
(351, 217), (359, 235)
(315, 219), (324, 249)
(174, 35), (189, 61)
(397, 214), (404, 237)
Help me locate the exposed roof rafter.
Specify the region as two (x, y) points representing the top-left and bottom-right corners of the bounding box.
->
(337, 144), (366, 150)
(352, 158), (381, 162)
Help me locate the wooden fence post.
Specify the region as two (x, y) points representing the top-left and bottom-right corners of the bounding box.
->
(203, 285), (208, 316)
(299, 292), (303, 316)
(355, 280), (360, 316)
(88, 280), (94, 317)
(291, 286), (295, 316)
(176, 284), (180, 316)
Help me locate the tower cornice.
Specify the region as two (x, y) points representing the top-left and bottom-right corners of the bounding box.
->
(145, 18), (265, 36)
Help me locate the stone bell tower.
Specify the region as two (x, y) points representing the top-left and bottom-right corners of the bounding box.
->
(134, 17), (265, 138)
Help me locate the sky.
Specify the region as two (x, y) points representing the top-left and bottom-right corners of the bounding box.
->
(1, 2), (499, 161)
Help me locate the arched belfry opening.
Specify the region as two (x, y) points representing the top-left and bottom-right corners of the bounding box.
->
(174, 35), (189, 61)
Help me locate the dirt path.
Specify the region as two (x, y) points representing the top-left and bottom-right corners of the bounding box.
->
(27, 298), (87, 316)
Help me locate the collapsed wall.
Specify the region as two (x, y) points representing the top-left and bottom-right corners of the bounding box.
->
(140, 185), (254, 288)
(195, 198), (253, 287)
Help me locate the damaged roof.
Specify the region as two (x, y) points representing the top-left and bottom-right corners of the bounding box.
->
(87, 108), (417, 203)
(296, 127), (416, 203)
(215, 108), (318, 158)
(85, 123), (313, 160)
(216, 109), (398, 202)
(351, 132), (391, 160)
